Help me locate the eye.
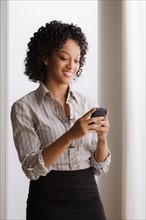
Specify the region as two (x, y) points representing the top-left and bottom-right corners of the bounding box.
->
(74, 60), (80, 64)
(59, 56), (68, 61)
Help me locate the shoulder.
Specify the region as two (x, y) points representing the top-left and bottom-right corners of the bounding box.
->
(11, 88), (38, 112)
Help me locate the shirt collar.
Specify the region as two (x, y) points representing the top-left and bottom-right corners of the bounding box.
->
(66, 86), (79, 103)
(36, 83), (79, 104)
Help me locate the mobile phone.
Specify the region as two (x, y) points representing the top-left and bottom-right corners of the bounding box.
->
(89, 107), (107, 124)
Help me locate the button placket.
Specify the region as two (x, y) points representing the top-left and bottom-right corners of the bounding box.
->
(67, 102), (76, 148)
(68, 147), (79, 169)
(54, 99), (76, 148)
(54, 101), (66, 123)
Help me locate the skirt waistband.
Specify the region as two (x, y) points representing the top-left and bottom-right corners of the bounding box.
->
(28, 168), (100, 203)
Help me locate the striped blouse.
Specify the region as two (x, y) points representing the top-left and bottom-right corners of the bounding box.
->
(11, 83), (111, 180)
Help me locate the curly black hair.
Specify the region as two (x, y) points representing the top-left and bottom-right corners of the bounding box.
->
(24, 20), (88, 83)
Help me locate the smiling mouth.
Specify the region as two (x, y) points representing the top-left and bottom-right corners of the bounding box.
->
(63, 71), (74, 77)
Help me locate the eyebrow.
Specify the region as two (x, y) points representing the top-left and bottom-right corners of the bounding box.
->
(58, 51), (81, 57)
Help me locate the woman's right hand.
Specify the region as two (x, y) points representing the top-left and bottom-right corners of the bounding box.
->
(42, 108), (104, 170)
(67, 108), (105, 141)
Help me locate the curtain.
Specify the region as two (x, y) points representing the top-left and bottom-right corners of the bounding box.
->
(98, 1), (145, 219)
(122, 1), (146, 219)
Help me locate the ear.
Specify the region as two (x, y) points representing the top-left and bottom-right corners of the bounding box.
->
(42, 57), (49, 66)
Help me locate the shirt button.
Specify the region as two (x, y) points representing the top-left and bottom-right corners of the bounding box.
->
(69, 144), (75, 148)
(28, 168), (34, 171)
(56, 107), (59, 114)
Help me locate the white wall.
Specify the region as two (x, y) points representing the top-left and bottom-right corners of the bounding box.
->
(6, 1), (98, 219)
(0, 1), (7, 219)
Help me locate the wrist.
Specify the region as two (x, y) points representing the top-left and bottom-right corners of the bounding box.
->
(98, 135), (107, 143)
(65, 129), (75, 143)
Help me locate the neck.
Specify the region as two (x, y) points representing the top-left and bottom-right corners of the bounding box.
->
(44, 81), (69, 102)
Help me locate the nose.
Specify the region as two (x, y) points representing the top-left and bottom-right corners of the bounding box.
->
(66, 59), (74, 69)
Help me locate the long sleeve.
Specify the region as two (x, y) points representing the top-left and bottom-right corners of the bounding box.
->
(90, 152), (111, 176)
(89, 133), (111, 176)
(10, 83), (111, 180)
(11, 100), (49, 180)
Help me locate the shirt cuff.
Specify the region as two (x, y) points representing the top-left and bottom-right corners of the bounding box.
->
(22, 149), (51, 180)
(90, 152), (111, 176)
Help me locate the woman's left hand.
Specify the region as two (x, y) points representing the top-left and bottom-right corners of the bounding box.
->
(96, 111), (110, 141)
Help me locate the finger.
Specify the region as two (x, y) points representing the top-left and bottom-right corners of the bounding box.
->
(88, 123), (102, 130)
(88, 116), (105, 125)
(81, 108), (96, 120)
(100, 120), (110, 127)
(98, 126), (108, 132)
(104, 109), (109, 120)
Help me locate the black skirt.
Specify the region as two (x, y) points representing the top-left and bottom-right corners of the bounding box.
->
(26, 168), (106, 220)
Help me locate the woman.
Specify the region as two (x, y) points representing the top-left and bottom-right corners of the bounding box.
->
(11, 20), (111, 220)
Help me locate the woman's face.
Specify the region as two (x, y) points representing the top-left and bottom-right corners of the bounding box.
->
(45, 39), (81, 85)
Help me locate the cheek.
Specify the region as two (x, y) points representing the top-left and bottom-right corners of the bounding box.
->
(51, 63), (62, 74)
(75, 65), (80, 74)
(55, 61), (64, 70)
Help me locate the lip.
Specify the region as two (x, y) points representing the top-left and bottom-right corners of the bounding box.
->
(63, 70), (74, 77)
